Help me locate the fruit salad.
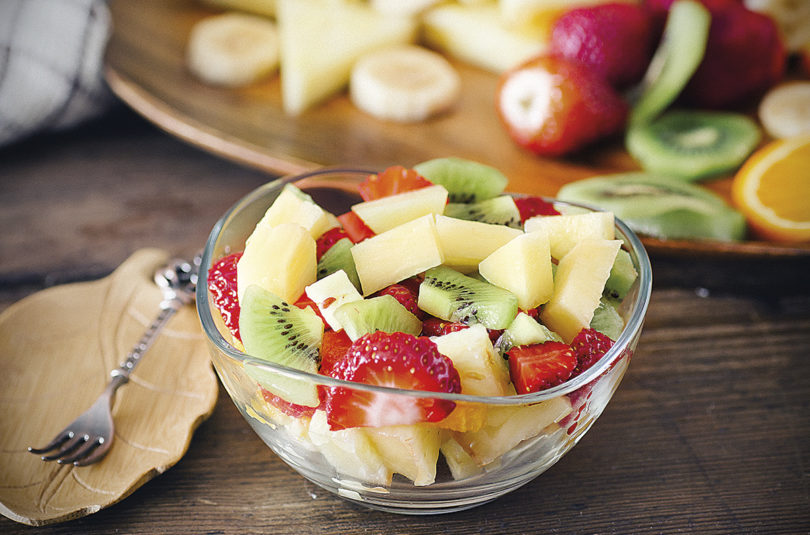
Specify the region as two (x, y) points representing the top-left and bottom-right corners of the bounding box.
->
(207, 158), (641, 488)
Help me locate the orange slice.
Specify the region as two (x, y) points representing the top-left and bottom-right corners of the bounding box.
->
(731, 136), (810, 242)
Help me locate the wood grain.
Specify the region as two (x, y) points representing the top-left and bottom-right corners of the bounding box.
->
(103, 0), (810, 258)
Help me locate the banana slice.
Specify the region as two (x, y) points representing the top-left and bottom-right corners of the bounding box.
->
(758, 82), (810, 139)
(350, 45), (461, 122)
(187, 12), (280, 87)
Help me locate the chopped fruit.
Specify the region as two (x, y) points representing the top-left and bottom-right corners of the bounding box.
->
(362, 424), (443, 486)
(432, 324), (512, 396)
(333, 294), (423, 341)
(570, 327), (615, 376)
(507, 342), (577, 394)
(316, 237), (361, 291)
(421, 317), (469, 337)
(305, 270), (363, 331)
(444, 196), (521, 228)
(256, 184), (335, 239)
(413, 157), (508, 203)
(319, 330), (353, 376)
(207, 251), (242, 340)
(351, 184), (448, 234)
(550, 2), (656, 89)
(261, 388), (317, 419)
(434, 215), (522, 273)
(731, 136), (810, 242)
(293, 293), (329, 327)
(316, 227), (350, 260)
(337, 211), (376, 243)
(514, 196), (560, 222)
(378, 283), (422, 317)
(358, 165), (433, 201)
(524, 211), (614, 260)
(496, 55), (628, 157)
(500, 312), (563, 351)
(325, 331), (461, 429)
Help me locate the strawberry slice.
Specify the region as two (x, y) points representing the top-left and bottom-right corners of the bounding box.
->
(261, 388), (317, 419)
(207, 252), (242, 341)
(358, 165), (433, 201)
(316, 227), (349, 260)
(514, 196), (560, 222)
(293, 293), (329, 328)
(507, 342), (576, 394)
(324, 331), (461, 429)
(319, 329), (353, 376)
(570, 327), (614, 377)
(337, 211), (375, 243)
(377, 283), (422, 318)
(421, 317), (469, 337)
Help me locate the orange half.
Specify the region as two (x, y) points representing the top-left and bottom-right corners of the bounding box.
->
(731, 136), (810, 242)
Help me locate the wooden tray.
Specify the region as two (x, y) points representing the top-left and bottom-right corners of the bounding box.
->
(104, 0), (810, 258)
(0, 249), (218, 526)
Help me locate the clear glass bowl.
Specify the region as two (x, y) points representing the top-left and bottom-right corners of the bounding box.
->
(196, 168), (652, 515)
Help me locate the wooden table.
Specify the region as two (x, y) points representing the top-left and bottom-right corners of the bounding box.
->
(1, 106), (808, 534)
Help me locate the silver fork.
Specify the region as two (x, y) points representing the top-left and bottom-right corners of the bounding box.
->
(28, 255), (201, 466)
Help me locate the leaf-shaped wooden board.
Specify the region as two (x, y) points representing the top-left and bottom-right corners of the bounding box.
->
(0, 249), (218, 526)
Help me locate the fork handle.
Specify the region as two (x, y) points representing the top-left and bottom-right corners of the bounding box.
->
(110, 300), (181, 383)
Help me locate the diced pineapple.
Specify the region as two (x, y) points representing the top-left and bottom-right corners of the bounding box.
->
(434, 215), (522, 273)
(351, 214), (444, 295)
(277, 0), (417, 115)
(435, 401), (489, 433)
(478, 230), (554, 310)
(432, 324), (511, 396)
(422, 4), (550, 73)
(362, 423), (443, 486)
(308, 410), (393, 486)
(441, 435), (482, 480)
(456, 396), (572, 466)
(255, 184), (335, 239)
(351, 184), (448, 234)
(540, 238), (621, 342)
(524, 211), (614, 260)
(305, 270), (362, 331)
(237, 222), (317, 303)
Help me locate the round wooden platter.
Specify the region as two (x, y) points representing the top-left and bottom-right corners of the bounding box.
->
(104, 0), (810, 258)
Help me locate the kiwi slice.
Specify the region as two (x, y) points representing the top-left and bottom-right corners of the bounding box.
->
(590, 297), (624, 341)
(630, 0), (710, 125)
(418, 266), (518, 330)
(627, 110), (761, 181)
(498, 312), (563, 353)
(557, 173), (746, 241)
(444, 196), (521, 228)
(414, 157), (508, 203)
(240, 285), (323, 407)
(333, 295), (423, 341)
(605, 249), (638, 300)
(317, 237), (361, 292)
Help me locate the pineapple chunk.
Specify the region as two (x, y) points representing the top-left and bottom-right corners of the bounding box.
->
(432, 324), (511, 396)
(524, 211), (614, 260)
(540, 238), (621, 342)
(277, 0), (417, 115)
(422, 4), (550, 73)
(441, 435), (482, 480)
(351, 184), (448, 234)
(237, 222), (316, 303)
(478, 230), (553, 310)
(305, 270), (362, 331)
(254, 184), (335, 239)
(434, 215), (522, 273)
(362, 424), (442, 486)
(351, 214), (444, 295)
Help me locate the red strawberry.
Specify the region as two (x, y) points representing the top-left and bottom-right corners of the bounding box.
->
(570, 327), (614, 376)
(207, 252), (242, 341)
(514, 196), (560, 222)
(261, 388), (317, 418)
(337, 211), (376, 243)
(550, 2), (656, 89)
(324, 331), (461, 429)
(319, 329), (353, 376)
(496, 55), (628, 157)
(316, 227), (349, 260)
(378, 283), (422, 318)
(507, 342), (577, 394)
(421, 317), (469, 337)
(358, 165), (433, 201)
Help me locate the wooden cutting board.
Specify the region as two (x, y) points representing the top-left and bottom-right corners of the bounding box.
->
(0, 249), (218, 526)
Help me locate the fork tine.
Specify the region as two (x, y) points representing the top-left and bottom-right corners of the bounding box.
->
(41, 434), (88, 461)
(59, 437), (104, 465)
(28, 431), (74, 455)
(73, 438), (111, 466)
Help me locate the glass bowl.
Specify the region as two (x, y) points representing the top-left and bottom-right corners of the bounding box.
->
(196, 167), (652, 515)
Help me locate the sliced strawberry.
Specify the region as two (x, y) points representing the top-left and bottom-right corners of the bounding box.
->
(207, 252), (242, 341)
(324, 331), (461, 429)
(507, 342), (576, 394)
(337, 211), (376, 243)
(293, 293), (329, 328)
(319, 329), (353, 376)
(514, 196), (560, 222)
(358, 165), (433, 201)
(316, 227), (349, 260)
(261, 388), (317, 419)
(570, 327), (614, 377)
(377, 283), (422, 318)
(422, 317), (469, 337)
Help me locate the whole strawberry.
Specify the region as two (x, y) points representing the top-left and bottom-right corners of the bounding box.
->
(550, 2), (656, 89)
(496, 55), (628, 157)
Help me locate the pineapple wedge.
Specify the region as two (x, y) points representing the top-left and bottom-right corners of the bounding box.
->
(524, 211), (614, 260)
(362, 424), (443, 486)
(434, 215), (521, 273)
(255, 184), (336, 239)
(305, 270), (363, 331)
(277, 0), (417, 115)
(432, 324), (511, 397)
(351, 184), (448, 234)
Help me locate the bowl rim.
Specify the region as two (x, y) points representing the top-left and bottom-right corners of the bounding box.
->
(196, 166), (652, 406)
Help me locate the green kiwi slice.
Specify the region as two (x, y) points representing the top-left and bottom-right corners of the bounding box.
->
(317, 237), (361, 291)
(605, 249), (638, 300)
(239, 285), (323, 407)
(414, 157), (508, 203)
(629, 0), (710, 125)
(444, 196), (521, 228)
(590, 297), (624, 341)
(557, 172), (746, 241)
(418, 266), (518, 330)
(499, 312), (563, 353)
(333, 295), (422, 341)
(627, 110), (761, 181)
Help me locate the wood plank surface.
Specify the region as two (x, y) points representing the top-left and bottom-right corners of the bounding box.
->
(1, 107), (808, 534)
